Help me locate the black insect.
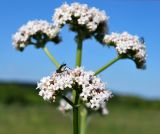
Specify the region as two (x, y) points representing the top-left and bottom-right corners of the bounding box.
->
(56, 64), (67, 73)
(139, 37), (145, 44)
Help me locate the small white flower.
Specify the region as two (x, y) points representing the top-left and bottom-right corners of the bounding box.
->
(43, 90), (53, 101)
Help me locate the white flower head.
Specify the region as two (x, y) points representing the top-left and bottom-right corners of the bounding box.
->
(12, 20), (60, 51)
(103, 32), (147, 69)
(52, 2), (109, 42)
(37, 67), (112, 110)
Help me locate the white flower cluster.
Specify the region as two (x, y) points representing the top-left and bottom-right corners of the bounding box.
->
(73, 68), (111, 110)
(37, 67), (112, 110)
(58, 97), (109, 115)
(37, 70), (74, 102)
(58, 99), (72, 114)
(99, 103), (109, 115)
(12, 20), (60, 50)
(103, 32), (146, 68)
(58, 92), (109, 115)
(53, 2), (108, 32)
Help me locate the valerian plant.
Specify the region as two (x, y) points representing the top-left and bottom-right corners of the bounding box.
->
(12, 2), (147, 134)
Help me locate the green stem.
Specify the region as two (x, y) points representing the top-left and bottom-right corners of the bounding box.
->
(62, 95), (74, 107)
(73, 89), (80, 134)
(76, 37), (83, 67)
(42, 47), (60, 69)
(95, 56), (122, 75)
(74, 34), (83, 134)
(80, 107), (87, 134)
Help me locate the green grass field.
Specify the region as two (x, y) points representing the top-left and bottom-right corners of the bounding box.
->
(0, 83), (160, 134)
(1, 104), (160, 134)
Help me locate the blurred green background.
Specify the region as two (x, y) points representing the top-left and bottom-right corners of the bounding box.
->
(0, 83), (160, 134)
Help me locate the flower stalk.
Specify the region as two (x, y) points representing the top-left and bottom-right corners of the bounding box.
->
(80, 107), (87, 134)
(76, 36), (83, 67)
(74, 34), (83, 134)
(42, 47), (60, 68)
(95, 56), (122, 75)
(73, 89), (80, 134)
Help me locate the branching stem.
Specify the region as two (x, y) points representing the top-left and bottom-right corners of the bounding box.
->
(62, 95), (74, 107)
(42, 47), (60, 68)
(95, 56), (122, 75)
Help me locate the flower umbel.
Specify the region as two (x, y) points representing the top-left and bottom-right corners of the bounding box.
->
(53, 2), (109, 42)
(37, 67), (112, 110)
(103, 32), (147, 69)
(12, 20), (60, 51)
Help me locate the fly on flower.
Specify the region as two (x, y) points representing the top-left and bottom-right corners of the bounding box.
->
(56, 63), (70, 73)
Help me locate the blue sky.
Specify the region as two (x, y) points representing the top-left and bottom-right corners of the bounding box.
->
(0, 0), (160, 99)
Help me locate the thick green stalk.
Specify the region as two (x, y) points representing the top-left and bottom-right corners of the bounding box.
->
(95, 56), (122, 75)
(73, 107), (79, 134)
(80, 107), (87, 134)
(73, 35), (83, 134)
(42, 47), (60, 68)
(73, 89), (80, 134)
(76, 37), (83, 67)
(72, 33), (85, 134)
